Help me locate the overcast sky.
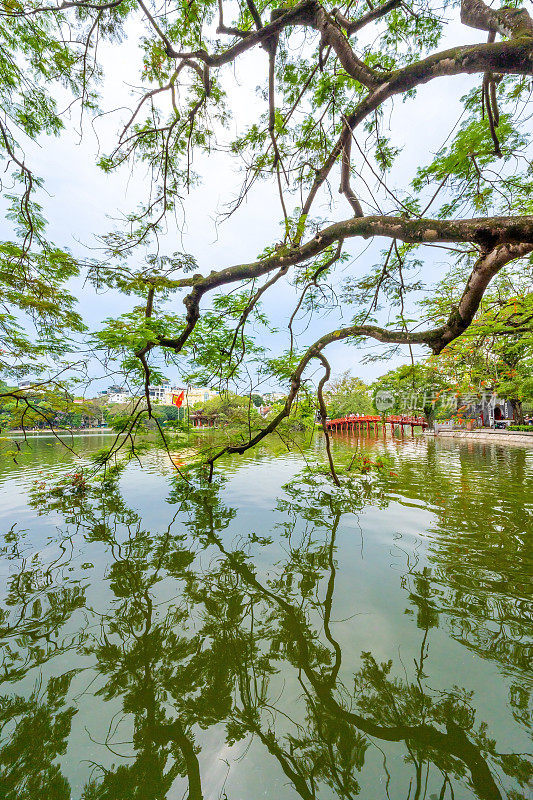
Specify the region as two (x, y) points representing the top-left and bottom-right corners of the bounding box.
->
(2, 7), (509, 393)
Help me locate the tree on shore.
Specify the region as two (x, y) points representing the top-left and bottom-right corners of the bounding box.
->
(424, 263), (533, 422)
(194, 391), (260, 426)
(1, 0), (533, 471)
(324, 372), (373, 418)
(371, 362), (452, 427)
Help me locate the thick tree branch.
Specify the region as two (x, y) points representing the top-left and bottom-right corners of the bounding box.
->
(461, 0), (533, 38)
(169, 0), (384, 88)
(302, 36), (533, 217)
(313, 3), (383, 87)
(245, 0), (263, 30)
(436, 242), (533, 350)
(339, 130), (364, 216)
(152, 214), (533, 378)
(163, 214), (533, 295)
(216, 0), (250, 37)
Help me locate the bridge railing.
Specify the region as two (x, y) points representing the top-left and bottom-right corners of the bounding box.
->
(325, 415), (427, 426)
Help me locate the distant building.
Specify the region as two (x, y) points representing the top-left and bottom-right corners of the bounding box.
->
(105, 383), (217, 407)
(107, 387), (136, 404)
(99, 385), (123, 397)
(106, 383), (169, 404)
(148, 382), (173, 404)
(263, 391), (285, 403)
(463, 392), (514, 427)
(479, 395), (514, 426)
(16, 379), (44, 395)
(184, 387), (217, 407)
(148, 384), (216, 406)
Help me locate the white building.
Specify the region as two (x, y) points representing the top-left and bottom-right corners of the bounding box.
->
(105, 383), (217, 407)
(16, 379), (45, 395)
(107, 389), (136, 404)
(263, 391), (285, 403)
(148, 382), (173, 403)
(149, 384), (215, 406)
(106, 383), (171, 404)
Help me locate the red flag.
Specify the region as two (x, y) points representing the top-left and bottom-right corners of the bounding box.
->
(172, 390), (185, 408)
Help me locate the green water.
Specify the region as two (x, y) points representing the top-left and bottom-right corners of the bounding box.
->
(0, 432), (531, 799)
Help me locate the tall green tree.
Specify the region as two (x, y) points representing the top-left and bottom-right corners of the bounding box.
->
(324, 372), (373, 418)
(424, 264), (533, 422)
(371, 362), (453, 426)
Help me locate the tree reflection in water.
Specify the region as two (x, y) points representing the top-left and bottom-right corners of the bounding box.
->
(0, 450), (531, 800)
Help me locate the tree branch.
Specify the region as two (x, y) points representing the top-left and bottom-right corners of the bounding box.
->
(334, 0), (402, 37)
(339, 129), (364, 216)
(302, 36), (533, 218)
(461, 0), (533, 38)
(315, 352), (340, 485)
(199, 240), (531, 473)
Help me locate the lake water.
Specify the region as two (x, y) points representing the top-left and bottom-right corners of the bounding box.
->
(0, 432), (531, 800)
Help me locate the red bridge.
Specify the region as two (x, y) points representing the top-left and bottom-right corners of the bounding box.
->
(325, 414), (428, 434)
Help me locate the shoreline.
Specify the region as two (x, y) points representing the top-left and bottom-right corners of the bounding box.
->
(5, 428), (114, 439)
(432, 429), (533, 446)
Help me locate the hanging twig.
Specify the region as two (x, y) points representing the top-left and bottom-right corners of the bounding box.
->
(316, 353), (340, 486)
